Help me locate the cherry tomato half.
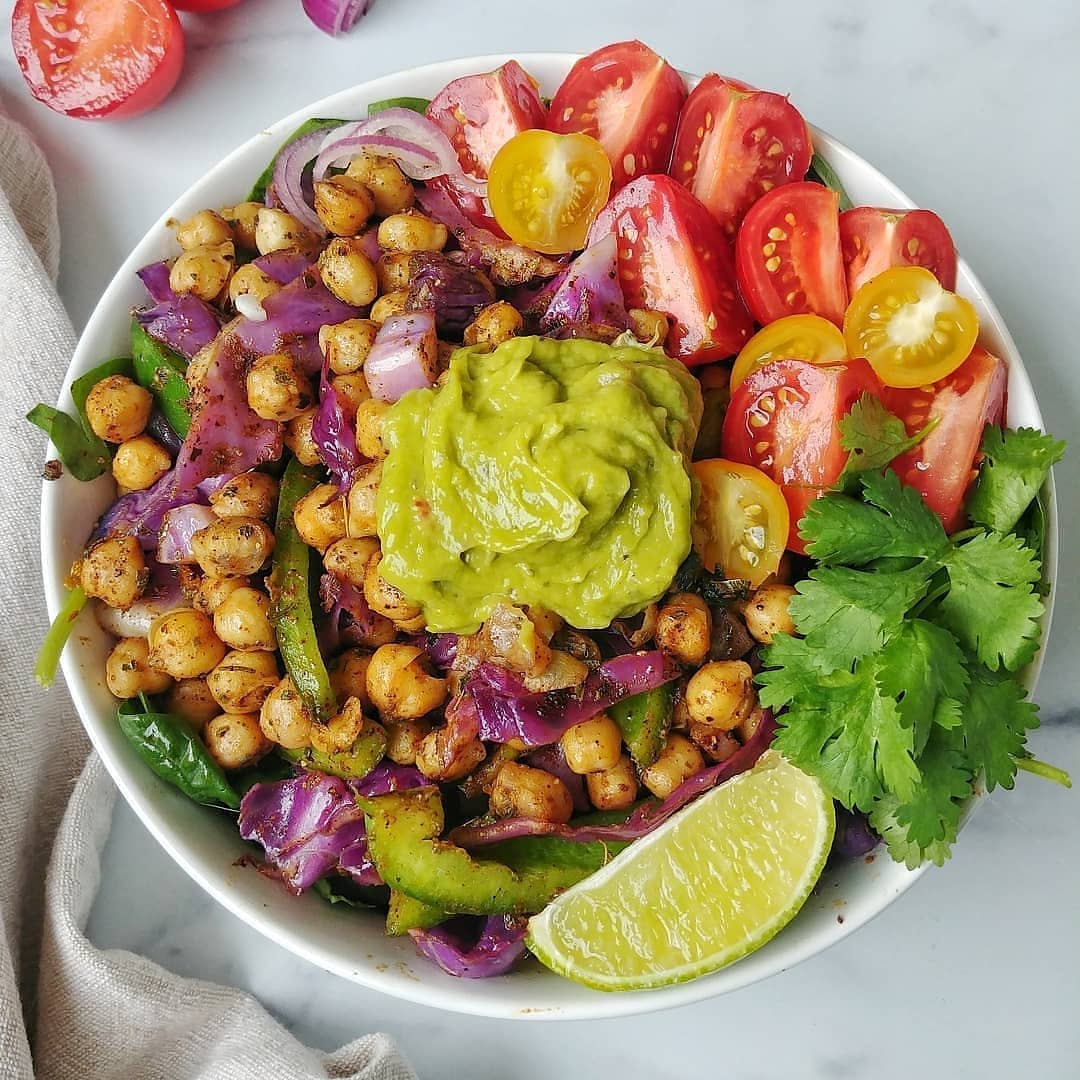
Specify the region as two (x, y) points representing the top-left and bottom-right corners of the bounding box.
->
(735, 182), (848, 327)
(671, 75), (813, 238)
(843, 266), (979, 388)
(488, 130), (613, 255)
(729, 314), (848, 392)
(549, 40), (687, 190)
(12, 0), (185, 120)
(693, 459), (789, 586)
(839, 207), (957, 295)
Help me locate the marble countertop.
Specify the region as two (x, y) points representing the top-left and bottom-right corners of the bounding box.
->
(4, 0), (1078, 1074)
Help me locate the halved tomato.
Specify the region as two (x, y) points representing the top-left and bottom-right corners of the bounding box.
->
(427, 60), (546, 179)
(588, 175), (753, 364)
(729, 314), (847, 392)
(693, 459), (789, 586)
(721, 358), (883, 552)
(882, 346), (1007, 532)
(548, 40), (687, 190)
(12, 0), (185, 120)
(671, 75), (812, 237)
(839, 207), (957, 294)
(735, 182), (848, 327)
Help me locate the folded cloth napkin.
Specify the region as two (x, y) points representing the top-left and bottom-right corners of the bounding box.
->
(0, 111), (417, 1080)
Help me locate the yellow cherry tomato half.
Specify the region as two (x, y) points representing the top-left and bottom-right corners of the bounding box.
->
(692, 458), (789, 587)
(843, 265), (979, 389)
(488, 129), (613, 255)
(729, 314), (849, 393)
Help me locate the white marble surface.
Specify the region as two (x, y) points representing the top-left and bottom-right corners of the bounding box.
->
(4, 0), (1079, 1074)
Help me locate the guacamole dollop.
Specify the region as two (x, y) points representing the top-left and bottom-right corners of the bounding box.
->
(376, 336), (703, 634)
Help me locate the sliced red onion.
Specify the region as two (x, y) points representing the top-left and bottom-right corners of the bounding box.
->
(94, 562), (183, 637)
(158, 504), (217, 564)
(357, 224), (381, 263)
(365, 311), (437, 402)
(410, 915), (528, 979)
(832, 808), (880, 859)
(271, 128), (335, 237)
(302, 0), (374, 36)
(313, 134), (440, 182)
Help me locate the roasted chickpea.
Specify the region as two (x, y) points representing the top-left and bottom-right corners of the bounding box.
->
(415, 726), (486, 782)
(385, 719), (431, 766)
(377, 210), (448, 254)
(81, 536), (147, 610)
(319, 318), (378, 376)
(213, 586), (276, 651)
(490, 762), (574, 824)
(209, 472), (279, 521)
(685, 660), (755, 731)
(105, 637), (173, 699)
(377, 252), (413, 293)
(309, 695), (384, 757)
(354, 398), (391, 460)
(318, 238), (379, 307)
(203, 712), (271, 770)
(345, 462), (381, 536)
(346, 152), (415, 216)
(245, 352), (314, 422)
(111, 435), (171, 491)
(219, 201), (263, 250)
(743, 583), (797, 645)
(324, 536), (380, 589)
(368, 288), (410, 325)
(228, 263), (279, 307)
(191, 517), (275, 578)
(284, 408), (322, 466)
(293, 483), (346, 553)
(330, 372), (371, 417)
(255, 207), (318, 256)
(640, 733), (706, 798)
(656, 592), (712, 667)
(628, 308), (670, 345)
(366, 644), (446, 720)
(85, 375), (153, 443)
(172, 209), (233, 250)
(586, 753), (640, 811)
(561, 712), (624, 775)
(690, 721), (740, 763)
(193, 574), (250, 614)
(364, 552), (424, 630)
(259, 675), (313, 749)
(166, 677), (221, 728)
(462, 301), (523, 348)
(147, 608), (227, 679)
(313, 175), (376, 236)
(169, 242), (234, 302)
(328, 648), (373, 708)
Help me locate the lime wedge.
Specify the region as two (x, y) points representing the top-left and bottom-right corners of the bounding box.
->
(526, 751), (835, 991)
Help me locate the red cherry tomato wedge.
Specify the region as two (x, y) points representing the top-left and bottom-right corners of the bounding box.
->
(427, 60), (546, 179)
(839, 207), (958, 295)
(882, 346), (1007, 533)
(12, 0), (185, 120)
(735, 181), (848, 327)
(671, 75), (813, 238)
(588, 175), (753, 364)
(549, 40), (687, 190)
(721, 358), (883, 552)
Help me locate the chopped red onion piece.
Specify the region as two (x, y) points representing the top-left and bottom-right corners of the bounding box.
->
(136, 260), (176, 303)
(158, 504), (217, 564)
(302, 0), (375, 37)
(365, 311), (437, 402)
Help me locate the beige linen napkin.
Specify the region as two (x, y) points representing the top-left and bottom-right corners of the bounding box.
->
(0, 111), (417, 1080)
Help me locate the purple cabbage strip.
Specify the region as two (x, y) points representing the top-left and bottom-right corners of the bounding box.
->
(157, 504), (216, 564)
(409, 915), (528, 979)
(407, 252), (496, 336)
(318, 571), (379, 652)
(136, 294), (224, 361)
(145, 410), (182, 457)
(522, 744), (590, 814)
(311, 348), (361, 490)
(832, 808), (880, 859)
(418, 632), (458, 670)
(357, 225), (381, 262)
(538, 233), (628, 341)
(136, 260), (176, 303)
(469, 651), (680, 748)
(253, 251), (315, 285)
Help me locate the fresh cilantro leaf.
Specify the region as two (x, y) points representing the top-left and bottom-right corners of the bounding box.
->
(801, 469), (948, 565)
(836, 394), (938, 489)
(757, 632), (837, 710)
(966, 427), (1065, 535)
(961, 663), (1039, 791)
(937, 531), (1044, 671)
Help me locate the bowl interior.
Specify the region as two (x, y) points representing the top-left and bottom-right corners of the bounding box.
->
(41, 54), (1054, 1020)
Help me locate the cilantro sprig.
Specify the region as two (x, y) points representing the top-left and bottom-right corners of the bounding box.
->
(758, 424), (1065, 868)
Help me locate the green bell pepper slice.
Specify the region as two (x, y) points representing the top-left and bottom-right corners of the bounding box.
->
(34, 585), (88, 690)
(609, 683), (674, 769)
(385, 891), (447, 936)
(130, 319), (191, 438)
(280, 723), (387, 781)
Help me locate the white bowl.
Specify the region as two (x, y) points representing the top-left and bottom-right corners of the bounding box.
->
(40, 54), (1057, 1020)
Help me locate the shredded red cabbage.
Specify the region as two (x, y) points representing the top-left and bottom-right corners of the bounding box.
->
(409, 915), (528, 979)
(135, 295), (224, 361)
(522, 744), (590, 813)
(407, 252), (496, 336)
(311, 348), (361, 489)
(418, 632), (458, 669)
(136, 260), (175, 303)
(319, 571), (379, 652)
(832, 807), (880, 859)
(253, 251), (314, 285)
(157, 504), (216, 564)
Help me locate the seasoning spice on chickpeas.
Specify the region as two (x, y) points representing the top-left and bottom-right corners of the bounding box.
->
(328, 648), (373, 708)
(111, 435), (172, 491)
(415, 725), (486, 782)
(586, 753), (640, 811)
(685, 660), (756, 731)
(208, 649), (280, 713)
(377, 210), (448, 254)
(245, 353), (314, 422)
(283, 408), (322, 466)
(212, 586), (277, 651)
(165, 678), (221, 729)
(655, 592), (712, 667)
(490, 762), (576, 824)
(85, 375), (153, 444)
(209, 471), (279, 521)
(228, 264), (279, 308)
(345, 462), (381, 536)
(203, 712), (271, 770)
(345, 151), (415, 216)
(169, 241), (234, 302)
(80, 536), (148, 610)
(366, 643), (446, 720)
(219, 201), (263, 249)
(368, 288), (411, 325)
(254, 207), (318, 256)
(324, 536), (380, 589)
(320, 318), (378, 376)
(259, 675), (313, 749)
(191, 517), (276, 578)
(640, 733), (706, 799)
(147, 608), (227, 680)
(364, 552), (424, 630)
(462, 301), (523, 349)
(313, 175), (376, 236)
(171, 209), (234, 251)
(292, 483), (347, 552)
(743, 583), (797, 644)
(105, 637), (173, 699)
(318, 238), (379, 307)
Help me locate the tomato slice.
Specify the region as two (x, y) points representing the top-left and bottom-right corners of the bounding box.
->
(735, 182), (848, 327)
(427, 60), (546, 180)
(729, 314), (847, 392)
(548, 40), (687, 190)
(693, 459), (790, 586)
(843, 266), (979, 389)
(12, 0), (184, 120)
(671, 75), (812, 238)
(721, 358), (883, 552)
(587, 176), (752, 364)
(839, 207), (957, 295)
(882, 346), (1007, 532)
(488, 131), (613, 255)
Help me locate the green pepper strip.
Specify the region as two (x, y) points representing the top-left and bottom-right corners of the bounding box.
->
(280, 725), (387, 781)
(269, 459), (337, 724)
(117, 696), (240, 809)
(247, 117), (347, 203)
(34, 585), (88, 689)
(609, 683), (674, 769)
(386, 891), (447, 935)
(367, 96), (431, 116)
(360, 787), (628, 917)
(131, 318), (192, 438)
